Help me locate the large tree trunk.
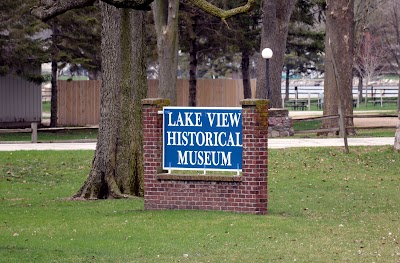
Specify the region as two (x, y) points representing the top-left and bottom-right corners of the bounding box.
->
(321, 0), (355, 135)
(152, 0), (179, 105)
(74, 3), (146, 199)
(256, 0), (296, 108)
(241, 49), (252, 99)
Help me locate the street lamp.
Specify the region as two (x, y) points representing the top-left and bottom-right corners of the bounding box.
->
(262, 48), (273, 100)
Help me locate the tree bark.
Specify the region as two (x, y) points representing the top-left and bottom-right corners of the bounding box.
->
(189, 0), (254, 20)
(321, 0), (355, 135)
(395, 113), (400, 151)
(397, 75), (400, 112)
(50, 58), (58, 127)
(74, 2), (146, 199)
(152, 0), (179, 105)
(364, 81), (368, 107)
(357, 75), (363, 106)
(285, 65), (290, 101)
(50, 22), (59, 128)
(256, 0), (296, 108)
(31, 0), (153, 21)
(241, 49), (251, 99)
(188, 17), (198, 107)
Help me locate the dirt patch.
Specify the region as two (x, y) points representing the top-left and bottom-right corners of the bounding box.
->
(354, 117), (398, 127)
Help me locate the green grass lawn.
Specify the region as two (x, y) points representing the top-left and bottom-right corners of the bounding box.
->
(58, 76), (89, 81)
(1, 147), (399, 262)
(293, 119), (322, 131)
(42, 101), (51, 113)
(355, 99), (398, 111)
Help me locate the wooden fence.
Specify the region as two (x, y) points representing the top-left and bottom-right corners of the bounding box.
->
(57, 79), (257, 126)
(57, 81), (101, 126)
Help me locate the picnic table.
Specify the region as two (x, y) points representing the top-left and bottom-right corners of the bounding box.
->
(285, 100), (307, 111)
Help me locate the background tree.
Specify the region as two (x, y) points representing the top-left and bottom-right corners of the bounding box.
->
(53, 7), (102, 80)
(380, 0), (400, 112)
(354, 30), (386, 106)
(284, 0), (325, 101)
(255, 0), (297, 107)
(152, 0), (255, 106)
(179, 0), (220, 106)
(144, 12), (159, 79)
(47, 6), (101, 127)
(353, 0), (385, 105)
(179, 0), (260, 105)
(379, 0), (400, 150)
(0, 0), (48, 81)
(219, 0), (261, 99)
(321, 0), (355, 135)
(152, 0), (180, 105)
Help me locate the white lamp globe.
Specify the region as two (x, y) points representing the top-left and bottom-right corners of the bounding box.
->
(262, 48), (273, 59)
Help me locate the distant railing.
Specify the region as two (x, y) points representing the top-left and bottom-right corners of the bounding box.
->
(293, 114), (398, 134)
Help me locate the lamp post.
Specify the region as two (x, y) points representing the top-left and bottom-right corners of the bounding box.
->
(262, 48), (273, 100)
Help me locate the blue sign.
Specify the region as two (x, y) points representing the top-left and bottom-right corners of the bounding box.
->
(163, 107), (242, 171)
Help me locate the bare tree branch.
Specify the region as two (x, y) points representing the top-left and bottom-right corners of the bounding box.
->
(31, 0), (97, 21)
(189, 0), (255, 22)
(31, 0), (153, 21)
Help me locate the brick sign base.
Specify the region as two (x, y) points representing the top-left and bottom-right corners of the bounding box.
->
(142, 99), (268, 214)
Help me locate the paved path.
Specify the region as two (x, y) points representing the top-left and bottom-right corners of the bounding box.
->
(0, 137), (395, 151)
(289, 110), (398, 127)
(268, 137), (394, 149)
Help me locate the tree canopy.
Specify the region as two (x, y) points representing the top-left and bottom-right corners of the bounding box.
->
(0, 0), (48, 81)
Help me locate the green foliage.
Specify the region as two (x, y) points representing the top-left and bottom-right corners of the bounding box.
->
(0, 0), (49, 80)
(0, 1), (101, 81)
(285, 0), (325, 76)
(41, 74), (52, 82)
(50, 6), (101, 78)
(1, 147), (399, 262)
(22, 73), (46, 84)
(0, 65), (9, 75)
